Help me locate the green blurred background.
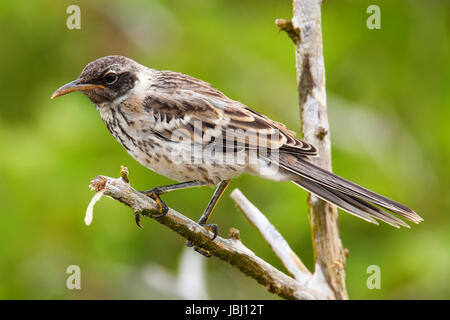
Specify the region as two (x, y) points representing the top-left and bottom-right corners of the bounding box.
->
(0, 0), (449, 299)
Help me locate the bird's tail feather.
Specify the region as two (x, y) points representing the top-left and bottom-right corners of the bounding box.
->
(274, 153), (423, 228)
(293, 179), (409, 228)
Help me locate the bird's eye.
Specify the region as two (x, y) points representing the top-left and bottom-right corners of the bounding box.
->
(103, 72), (118, 84)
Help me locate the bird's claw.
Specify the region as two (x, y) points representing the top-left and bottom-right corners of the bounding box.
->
(150, 205), (168, 218)
(140, 189), (169, 218)
(185, 223), (219, 257)
(194, 247), (212, 258)
(202, 223), (219, 241)
(185, 241), (212, 257)
(134, 212), (143, 228)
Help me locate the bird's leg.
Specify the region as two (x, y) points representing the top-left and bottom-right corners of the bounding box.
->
(187, 180), (231, 257)
(141, 180), (207, 196)
(196, 180), (231, 238)
(139, 181), (206, 223)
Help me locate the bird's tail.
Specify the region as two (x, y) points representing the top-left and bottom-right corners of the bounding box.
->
(276, 153), (423, 228)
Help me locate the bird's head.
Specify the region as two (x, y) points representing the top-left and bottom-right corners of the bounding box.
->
(51, 55), (140, 104)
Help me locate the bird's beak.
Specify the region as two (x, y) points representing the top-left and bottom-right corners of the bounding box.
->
(51, 80), (105, 99)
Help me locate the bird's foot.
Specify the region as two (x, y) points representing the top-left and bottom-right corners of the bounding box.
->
(202, 223), (219, 241)
(140, 189), (169, 218)
(186, 241), (212, 258)
(186, 223), (219, 258)
(194, 247), (212, 258)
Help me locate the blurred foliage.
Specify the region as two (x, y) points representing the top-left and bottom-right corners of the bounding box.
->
(0, 0), (449, 299)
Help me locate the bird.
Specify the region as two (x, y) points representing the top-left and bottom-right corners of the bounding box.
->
(51, 55), (422, 248)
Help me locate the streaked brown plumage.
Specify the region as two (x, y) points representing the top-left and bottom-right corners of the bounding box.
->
(52, 55), (422, 231)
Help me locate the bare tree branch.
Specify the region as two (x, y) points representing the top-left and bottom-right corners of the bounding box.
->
(277, 0), (349, 299)
(230, 189), (311, 278)
(230, 189), (334, 299)
(87, 168), (331, 300)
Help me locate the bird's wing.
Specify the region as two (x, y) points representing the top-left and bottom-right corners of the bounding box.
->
(143, 71), (318, 156)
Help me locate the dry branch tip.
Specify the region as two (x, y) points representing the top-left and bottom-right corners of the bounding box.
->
(120, 165), (130, 183)
(275, 18), (301, 44)
(90, 175), (107, 192)
(228, 227), (241, 240)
